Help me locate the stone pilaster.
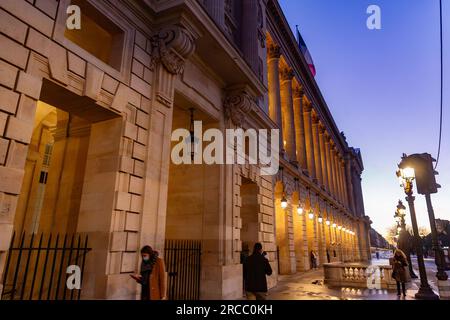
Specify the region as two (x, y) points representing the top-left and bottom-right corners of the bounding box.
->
(279, 67), (297, 164)
(340, 159), (349, 209)
(311, 113), (323, 186)
(267, 43), (284, 151)
(345, 155), (356, 214)
(330, 145), (340, 203)
(318, 124), (328, 190)
(324, 133), (334, 195)
(303, 100), (316, 180)
(336, 154), (345, 205)
(293, 85), (307, 171)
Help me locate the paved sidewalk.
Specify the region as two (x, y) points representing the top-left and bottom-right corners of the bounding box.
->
(266, 258), (441, 300)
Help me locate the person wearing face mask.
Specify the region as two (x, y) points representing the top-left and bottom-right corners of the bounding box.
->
(131, 245), (167, 300)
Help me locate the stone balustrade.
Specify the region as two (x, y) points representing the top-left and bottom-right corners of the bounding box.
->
(323, 262), (397, 290)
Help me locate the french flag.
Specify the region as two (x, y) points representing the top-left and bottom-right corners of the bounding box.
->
(296, 26), (316, 77)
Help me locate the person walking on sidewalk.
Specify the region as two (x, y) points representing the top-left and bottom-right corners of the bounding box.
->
(391, 248), (408, 297)
(243, 242), (273, 300)
(310, 250), (318, 269)
(131, 245), (167, 300)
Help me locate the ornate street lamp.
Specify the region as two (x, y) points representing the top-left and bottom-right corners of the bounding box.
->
(280, 166), (288, 209)
(396, 167), (438, 299)
(394, 199), (418, 278)
(280, 195), (288, 209)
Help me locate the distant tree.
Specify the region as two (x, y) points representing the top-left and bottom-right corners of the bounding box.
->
(385, 225), (399, 246)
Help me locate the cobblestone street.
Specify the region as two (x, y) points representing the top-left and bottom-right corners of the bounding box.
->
(267, 258), (442, 300)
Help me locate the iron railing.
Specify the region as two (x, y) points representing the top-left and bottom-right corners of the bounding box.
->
(164, 239), (201, 300)
(1, 232), (91, 300)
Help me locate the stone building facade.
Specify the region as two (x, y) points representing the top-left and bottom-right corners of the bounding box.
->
(0, 0), (372, 299)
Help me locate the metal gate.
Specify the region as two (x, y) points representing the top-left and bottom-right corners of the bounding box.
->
(164, 239), (201, 300)
(1, 232), (91, 300)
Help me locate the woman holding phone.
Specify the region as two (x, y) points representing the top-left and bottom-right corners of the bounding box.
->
(131, 245), (167, 300)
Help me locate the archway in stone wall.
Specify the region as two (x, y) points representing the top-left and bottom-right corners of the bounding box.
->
(164, 104), (220, 300)
(4, 78), (121, 300)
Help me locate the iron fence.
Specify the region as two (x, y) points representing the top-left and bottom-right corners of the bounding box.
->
(164, 239), (201, 300)
(1, 232), (91, 300)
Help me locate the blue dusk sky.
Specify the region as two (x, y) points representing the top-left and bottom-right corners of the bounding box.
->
(279, 0), (450, 236)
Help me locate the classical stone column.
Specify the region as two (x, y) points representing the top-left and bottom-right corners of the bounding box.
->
(324, 133), (334, 195)
(267, 43), (284, 151)
(293, 85), (308, 171)
(340, 159), (349, 209)
(311, 113), (323, 186)
(336, 153), (345, 205)
(330, 145), (340, 202)
(336, 156), (345, 206)
(280, 67), (297, 163)
(303, 100), (316, 180)
(204, 0), (225, 29)
(318, 124), (329, 190)
(344, 155), (356, 214)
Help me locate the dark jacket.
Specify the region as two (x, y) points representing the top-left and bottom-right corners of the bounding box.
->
(141, 257), (166, 300)
(392, 254), (408, 283)
(243, 252), (273, 292)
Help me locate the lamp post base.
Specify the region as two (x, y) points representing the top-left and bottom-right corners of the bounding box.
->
(414, 286), (440, 300)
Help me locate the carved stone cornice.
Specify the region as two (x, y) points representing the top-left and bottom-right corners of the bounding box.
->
(224, 90), (256, 127)
(151, 25), (196, 75)
(279, 67), (294, 82)
(267, 43), (281, 59)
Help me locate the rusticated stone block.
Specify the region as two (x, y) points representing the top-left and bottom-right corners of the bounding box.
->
(84, 63), (104, 101)
(0, 56), (19, 89)
(115, 191), (131, 211)
(0, 166), (24, 194)
(121, 252), (137, 273)
(0, 8), (28, 43)
(0, 86), (19, 114)
(125, 212), (140, 232)
(0, 113), (7, 136)
(0, 192), (18, 224)
(25, 29), (68, 84)
(0, 34), (29, 69)
(15, 71), (42, 100)
(126, 232), (138, 251)
(0, 0), (53, 37)
(0, 138), (8, 165)
(110, 231), (127, 252)
(67, 51), (86, 77)
(5, 116), (33, 144)
(5, 140), (28, 169)
(35, 0), (58, 19)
